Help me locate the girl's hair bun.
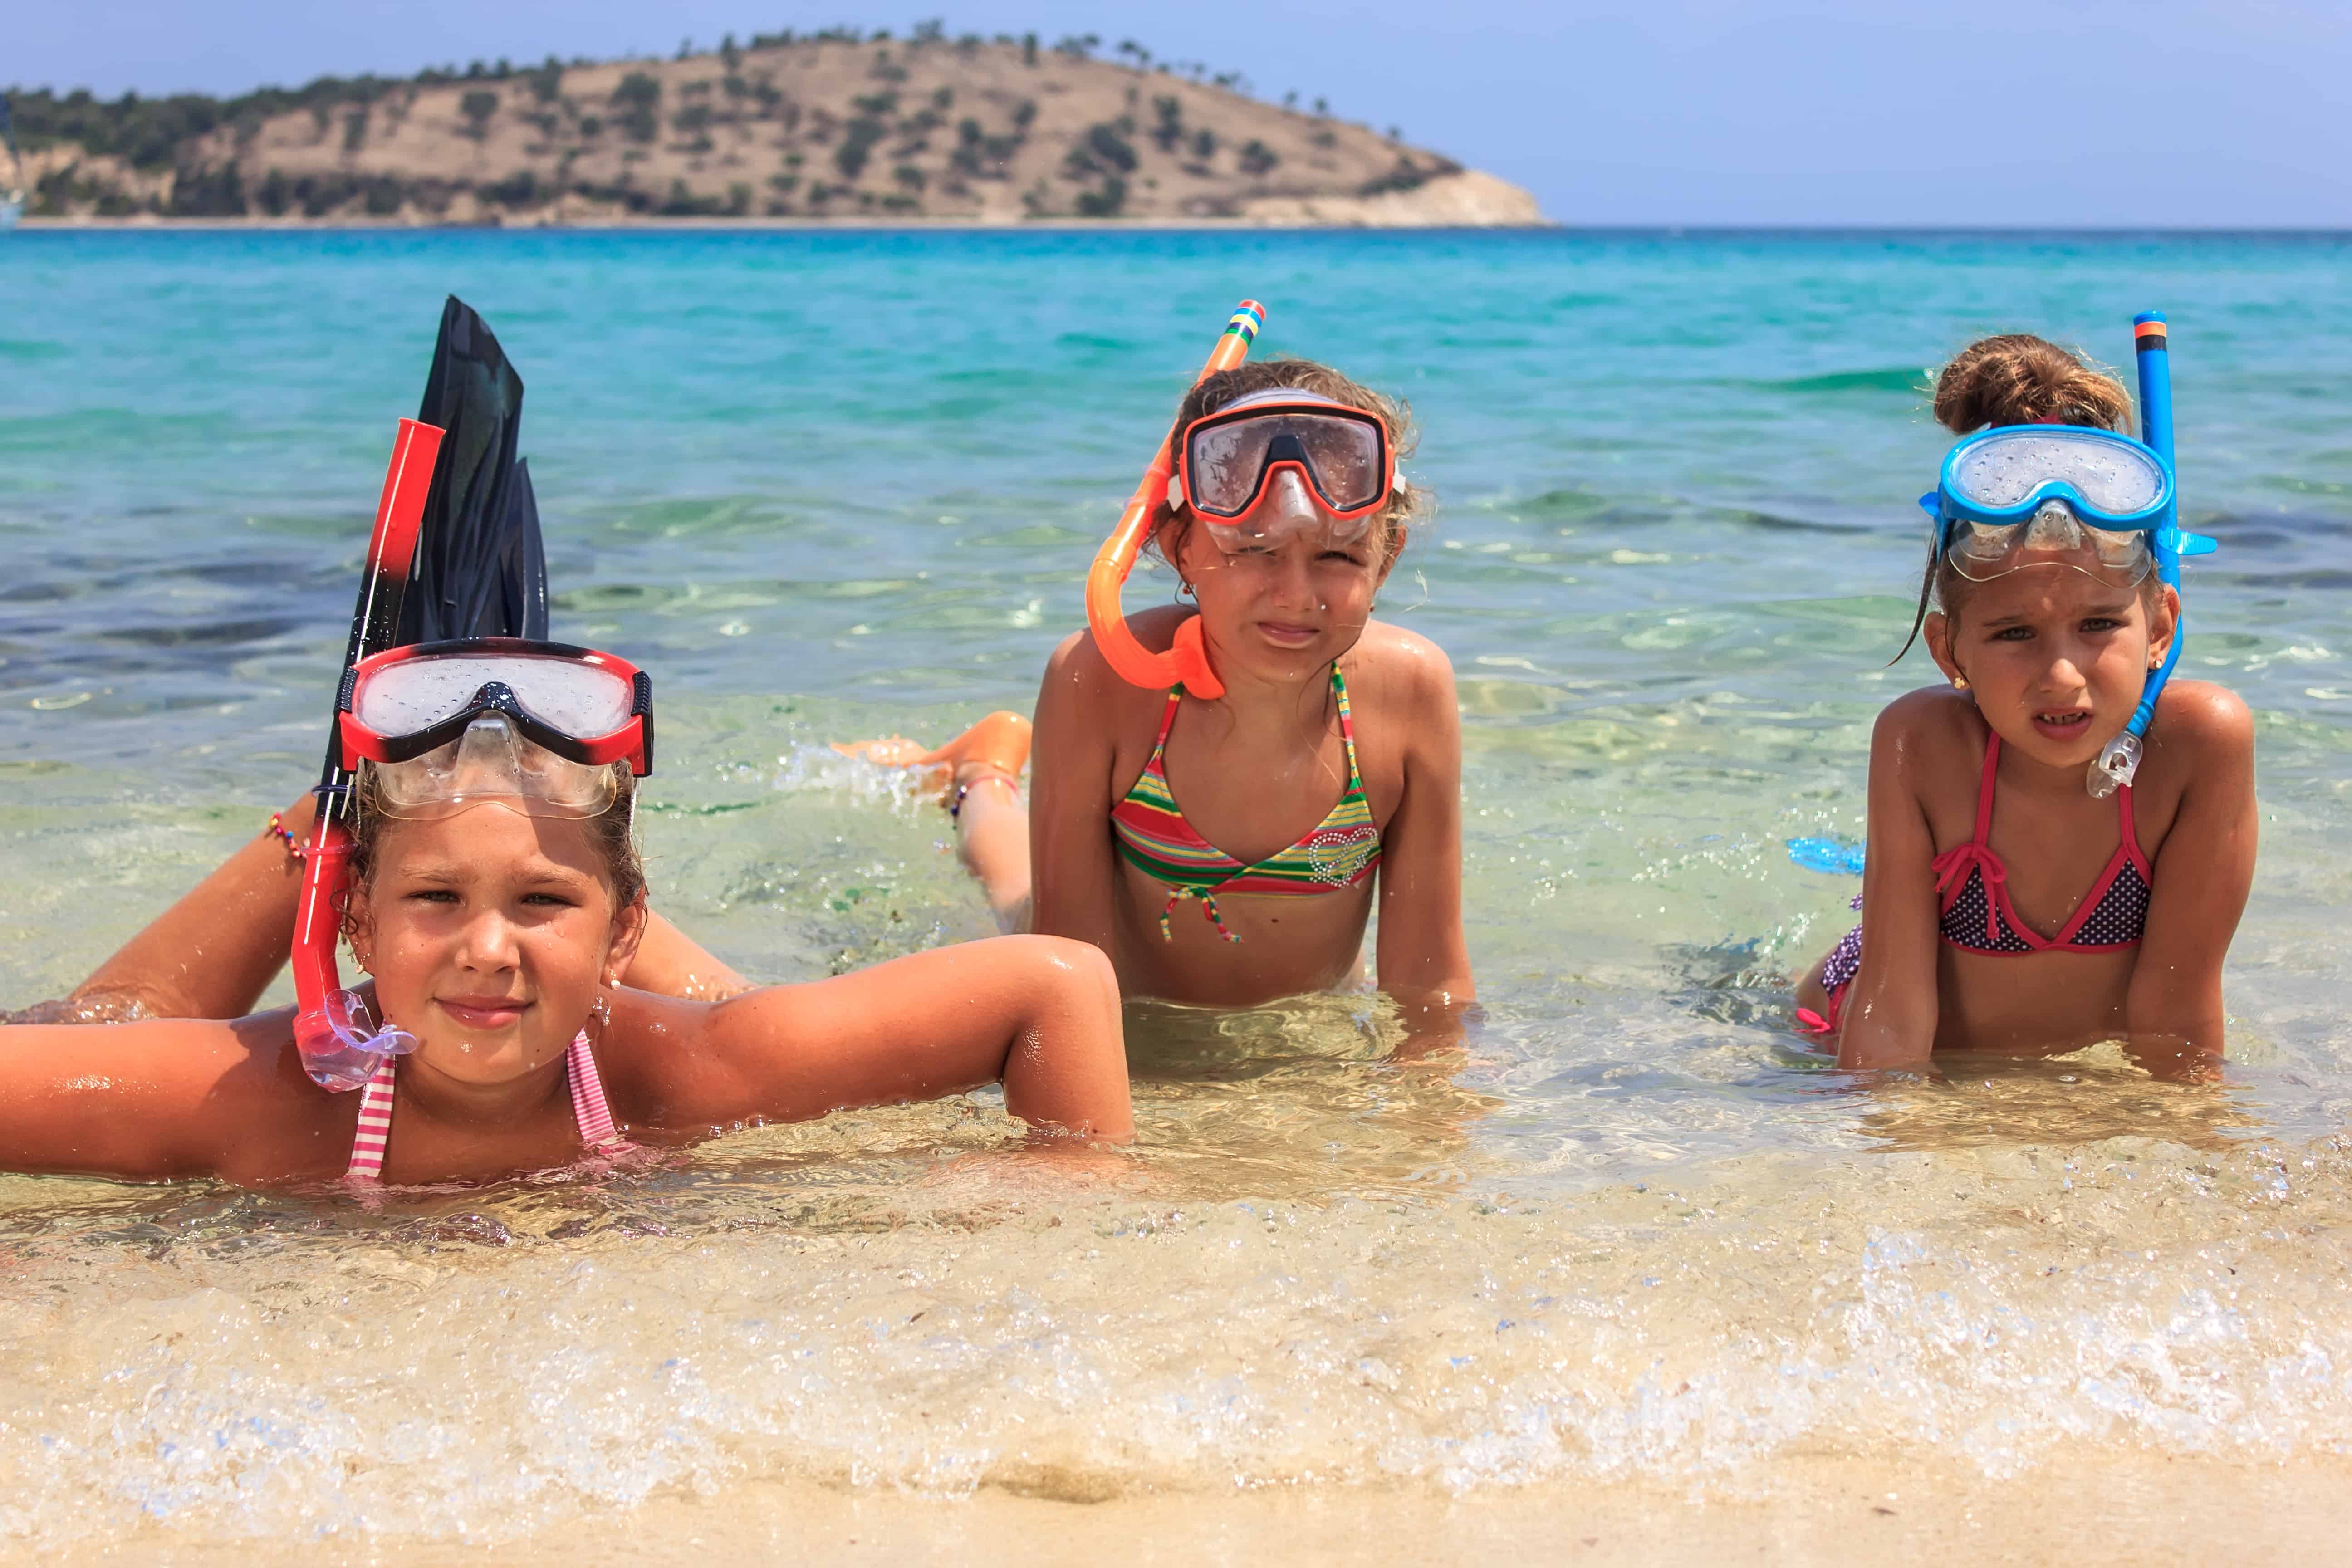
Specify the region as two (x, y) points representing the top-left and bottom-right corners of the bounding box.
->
(1932, 334), (2134, 434)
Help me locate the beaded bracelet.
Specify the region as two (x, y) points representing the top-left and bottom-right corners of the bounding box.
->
(266, 812), (303, 855)
(947, 773), (1021, 823)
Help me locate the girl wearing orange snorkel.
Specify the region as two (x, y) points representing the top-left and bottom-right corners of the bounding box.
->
(1793, 323), (2256, 1078)
(848, 305), (1474, 1038)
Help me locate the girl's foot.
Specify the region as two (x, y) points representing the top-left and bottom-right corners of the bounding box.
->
(834, 712), (1033, 805)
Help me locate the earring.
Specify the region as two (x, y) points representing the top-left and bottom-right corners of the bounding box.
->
(1950, 674), (1970, 691)
(1178, 580), (1196, 598)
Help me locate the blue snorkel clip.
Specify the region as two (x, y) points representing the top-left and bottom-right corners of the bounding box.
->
(2086, 312), (2219, 798)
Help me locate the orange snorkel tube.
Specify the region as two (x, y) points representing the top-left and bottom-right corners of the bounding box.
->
(1083, 299), (1264, 700)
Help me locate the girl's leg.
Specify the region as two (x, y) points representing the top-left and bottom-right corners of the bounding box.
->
(32, 790), (755, 1024)
(622, 911), (755, 1000)
(54, 791), (321, 1022)
(837, 712), (1034, 929)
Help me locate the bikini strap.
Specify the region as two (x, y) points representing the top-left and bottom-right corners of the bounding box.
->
(566, 1029), (633, 1156)
(2116, 776), (2147, 871)
(343, 1029), (629, 1185)
(1972, 731), (2003, 846)
(345, 1054), (399, 1183)
(1151, 686), (1184, 756)
(1331, 666), (1366, 791)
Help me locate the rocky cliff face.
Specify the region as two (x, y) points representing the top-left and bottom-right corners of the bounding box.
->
(15, 35), (1545, 226)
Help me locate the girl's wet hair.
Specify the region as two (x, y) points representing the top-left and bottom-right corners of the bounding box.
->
(1931, 334), (2135, 435)
(1896, 335), (2141, 661)
(1148, 357), (1431, 569)
(343, 761), (647, 926)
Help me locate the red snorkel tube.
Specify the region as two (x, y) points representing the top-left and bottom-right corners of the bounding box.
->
(291, 417), (444, 1084)
(1083, 300), (1264, 700)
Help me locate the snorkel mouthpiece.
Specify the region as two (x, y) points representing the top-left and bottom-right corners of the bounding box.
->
(299, 988), (418, 1093)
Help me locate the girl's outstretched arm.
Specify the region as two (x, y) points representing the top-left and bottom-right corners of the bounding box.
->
(2126, 684), (2257, 1080)
(1837, 695), (1948, 1072)
(1372, 637), (1475, 1050)
(626, 935), (1132, 1141)
(0, 1013), (328, 1181)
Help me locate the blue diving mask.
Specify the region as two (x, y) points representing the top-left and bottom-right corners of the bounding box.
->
(1918, 426), (2187, 586)
(1915, 419), (2217, 797)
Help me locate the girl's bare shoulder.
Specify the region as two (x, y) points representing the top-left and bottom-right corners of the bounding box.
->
(1346, 620), (1457, 715)
(2150, 680), (2254, 756)
(1872, 685), (1987, 776)
(1043, 608), (1192, 718)
(2139, 680), (2255, 802)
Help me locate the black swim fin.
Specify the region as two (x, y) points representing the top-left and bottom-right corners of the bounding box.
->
(398, 295), (550, 643)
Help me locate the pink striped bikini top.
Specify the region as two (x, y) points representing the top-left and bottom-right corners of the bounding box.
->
(345, 1028), (633, 1183)
(1933, 732), (2153, 956)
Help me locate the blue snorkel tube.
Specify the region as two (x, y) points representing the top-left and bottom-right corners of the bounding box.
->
(2086, 312), (2218, 797)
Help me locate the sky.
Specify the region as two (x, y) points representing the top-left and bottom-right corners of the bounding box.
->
(14, 0), (2351, 225)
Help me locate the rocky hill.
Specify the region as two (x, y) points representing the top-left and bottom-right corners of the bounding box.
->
(10, 28), (1544, 225)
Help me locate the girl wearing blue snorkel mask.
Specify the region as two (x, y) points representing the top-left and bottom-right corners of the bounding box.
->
(1794, 332), (2256, 1077)
(844, 357), (1475, 1045)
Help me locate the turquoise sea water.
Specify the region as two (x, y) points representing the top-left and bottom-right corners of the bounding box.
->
(1, 230), (2350, 1546)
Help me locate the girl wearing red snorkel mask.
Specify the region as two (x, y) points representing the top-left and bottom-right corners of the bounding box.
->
(0, 639), (1132, 1186)
(846, 358), (1474, 1044)
(1793, 333), (2256, 1078)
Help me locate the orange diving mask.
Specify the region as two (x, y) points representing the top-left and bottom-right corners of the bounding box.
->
(1167, 389), (1396, 552)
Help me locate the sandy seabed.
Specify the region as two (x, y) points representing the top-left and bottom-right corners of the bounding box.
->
(51, 1453), (2352, 1566)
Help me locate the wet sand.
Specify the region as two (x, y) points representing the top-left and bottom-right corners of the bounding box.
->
(70, 1453), (2352, 1565)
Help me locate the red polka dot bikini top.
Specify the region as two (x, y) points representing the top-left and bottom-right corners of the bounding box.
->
(1933, 732), (2153, 955)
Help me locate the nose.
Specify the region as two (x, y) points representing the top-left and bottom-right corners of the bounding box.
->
(451, 906), (523, 975)
(2037, 648), (2088, 695)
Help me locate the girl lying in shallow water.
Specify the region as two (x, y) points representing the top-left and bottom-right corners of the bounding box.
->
(844, 358), (1475, 1039)
(1795, 332), (2257, 1077)
(0, 641), (1131, 1186)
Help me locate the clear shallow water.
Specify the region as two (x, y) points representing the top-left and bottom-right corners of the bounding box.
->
(1, 230), (2349, 1546)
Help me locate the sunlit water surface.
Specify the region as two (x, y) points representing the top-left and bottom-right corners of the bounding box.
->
(1, 230), (2348, 1547)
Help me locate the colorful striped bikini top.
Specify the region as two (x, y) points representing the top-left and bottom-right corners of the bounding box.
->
(1110, 666), (1383, 942)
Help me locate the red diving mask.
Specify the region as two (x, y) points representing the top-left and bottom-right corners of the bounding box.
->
(1168, 388), (1396, 551)
(339, 637), (652, 818)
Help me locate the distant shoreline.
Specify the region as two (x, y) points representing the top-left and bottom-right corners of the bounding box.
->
(11, 214), (1562, 232)
(15, 218), (2349, 235)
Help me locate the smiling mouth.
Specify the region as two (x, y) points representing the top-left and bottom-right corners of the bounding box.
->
(1257, 621), (1321, 647)
(437, 996), (529, 1028)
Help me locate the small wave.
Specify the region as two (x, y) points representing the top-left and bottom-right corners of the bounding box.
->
(1757, 368), (1930, 395)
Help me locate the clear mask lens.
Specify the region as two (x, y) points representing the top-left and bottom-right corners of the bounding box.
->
(372, 715), (620, 819)
(1945, 500), (2155, 586)
(1182, 407), (1388, 519)
(351, 653), (636, 741)
(1946, 429), (2166, 518)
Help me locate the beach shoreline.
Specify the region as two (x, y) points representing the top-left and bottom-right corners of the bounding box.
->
(7, 209), (1558, 234)
(62, 1452), (2352, 1565)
